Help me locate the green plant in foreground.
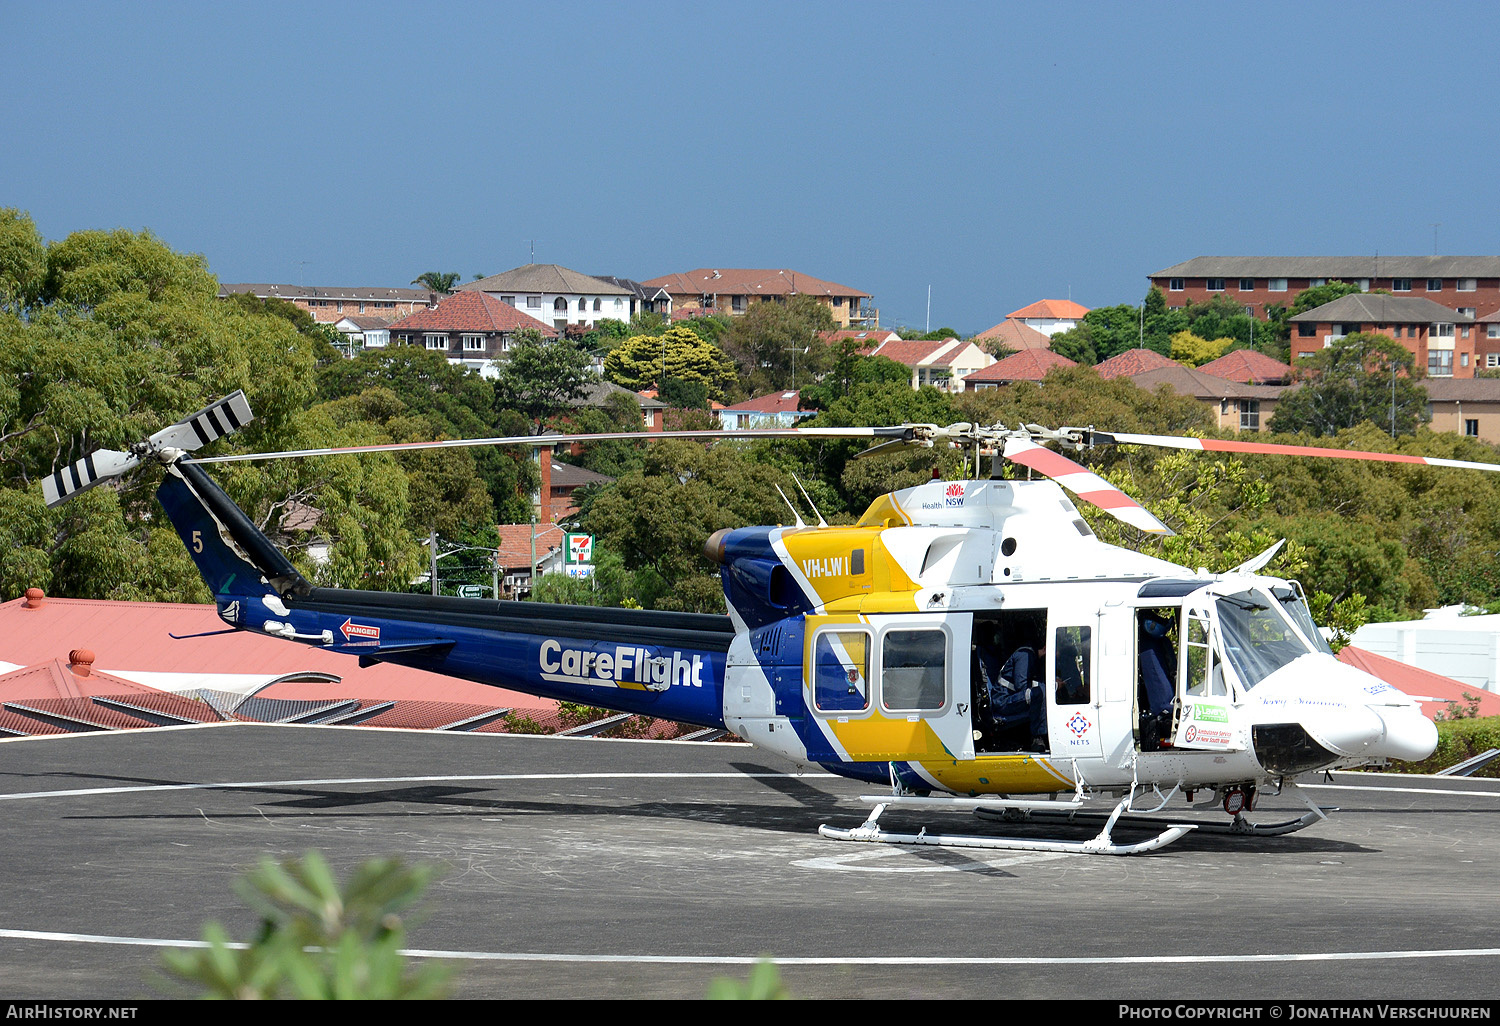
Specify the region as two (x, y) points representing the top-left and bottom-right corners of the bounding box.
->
(162, 851), (452, 999)
(707, 959), (791, 999)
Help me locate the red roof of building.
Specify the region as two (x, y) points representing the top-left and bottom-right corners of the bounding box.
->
(388, 291), (557, 336)
(818, 329), (902, 349)
(871, 338), (982, 368)
(0, 592), (546, 709)
(724, 390), (803, 414)
(963, 349), (1077, 384)
(1337, 646), (1500, 721)
(973, 319), (1053, 352)
(1094, 347), (1179, 379)
(1197, 349), (1293, 384)
(643, 269), (869, 299)
(495, 524), (564, 570)
(1007, 299), (1090, 320)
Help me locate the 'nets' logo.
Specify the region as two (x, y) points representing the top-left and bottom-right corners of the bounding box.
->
(945, 482), (965, 507)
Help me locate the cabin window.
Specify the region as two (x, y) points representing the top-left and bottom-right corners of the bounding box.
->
(1053, 625), (1092, 705)
(880, 629), (947, 712)
(1184, 614), (1227, 697)
(813, 630), (870, 713)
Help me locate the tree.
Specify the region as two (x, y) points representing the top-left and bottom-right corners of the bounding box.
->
(721, 295), (836, 394)
(604, 325), (737, 401)
(0, 208), (45, 312)
(1170, 330), (1231, 366)
(493, 328), (595, 431)
(1291, 280), (1365, 317)
(1269, 332), (1430, 437)
(411, 272), (461, 295)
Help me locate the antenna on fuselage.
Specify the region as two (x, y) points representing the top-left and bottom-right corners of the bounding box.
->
(774, 484), (806, 528)
(792, 474), (828, 527)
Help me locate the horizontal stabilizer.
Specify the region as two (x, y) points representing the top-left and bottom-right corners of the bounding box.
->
(42, 449), (139, 508)
(148, 390), (254, 453)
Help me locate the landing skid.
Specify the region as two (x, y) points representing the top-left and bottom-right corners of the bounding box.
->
(818, 793), (1196, 856)
(975, 804), (1336, 837)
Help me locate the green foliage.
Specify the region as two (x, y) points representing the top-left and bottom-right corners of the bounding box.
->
(1383, 716), (1500, 777)
(410, 272), (460, 294)
(1269, 333), (1430, 437)
(707, 960), (792, 1000)
(1170, 330), (1231, 367)
(604, 325), (737, 401)
(493, 328), (596, 431)
(722, 294), (836, 395)
(0, 208), (46, 311)
(160, 851), (452, 1000)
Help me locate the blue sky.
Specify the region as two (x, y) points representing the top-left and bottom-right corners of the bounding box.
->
(6, 1), (1497, 335)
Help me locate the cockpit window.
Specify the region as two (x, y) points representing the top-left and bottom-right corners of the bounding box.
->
(1216, 589), (1318, 690)
(1272, 584), (1335, 656)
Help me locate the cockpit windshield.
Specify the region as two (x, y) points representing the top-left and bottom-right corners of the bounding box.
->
(1215, 589), (1320, 690)
(1272, 584), (1335, 656)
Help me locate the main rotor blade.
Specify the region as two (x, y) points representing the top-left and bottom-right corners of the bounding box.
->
(1003, 437), (1174, 536)
(186, 425), (912, 464)
(1093, 431), (1500, 473)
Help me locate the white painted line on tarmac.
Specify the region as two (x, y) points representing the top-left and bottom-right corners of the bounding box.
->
(0, 771), (839, 803)
(0, 928), (1497, 966)
(1302, 783), (1500, 798)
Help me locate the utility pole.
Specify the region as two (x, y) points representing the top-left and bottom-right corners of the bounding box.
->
(428, 529), (439, 596)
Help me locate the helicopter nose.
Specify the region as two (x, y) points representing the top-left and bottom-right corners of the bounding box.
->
(1296, 702), (1386, 759)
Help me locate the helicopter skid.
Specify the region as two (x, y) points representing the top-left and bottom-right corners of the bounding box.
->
(974, 805), (1336, 837)
(818, 797), (1197, 856)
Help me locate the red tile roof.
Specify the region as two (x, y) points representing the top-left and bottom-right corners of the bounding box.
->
(724, 390), (803, 414)
(643, 269), (869, 299)
(1007, 299), (1090, 320)
(0, 593), (547, 709)
(388, 291), (557, 336)
(972, 318), (1053, 352)
(871, 338), (980, 368)
(818, 329), (901, 348)
(963, 349), (1077, 384)
(1338, 646), (1500, 721)
(1094, 347), (1179, 379)
(495, 524), (564, 569)
(1197, 349), (1293, 384)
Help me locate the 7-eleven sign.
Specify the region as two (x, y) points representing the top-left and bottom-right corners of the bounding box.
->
(566, 533), (594, 564)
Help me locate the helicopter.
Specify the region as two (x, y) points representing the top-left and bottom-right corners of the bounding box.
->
(41, 390), (1487, 855)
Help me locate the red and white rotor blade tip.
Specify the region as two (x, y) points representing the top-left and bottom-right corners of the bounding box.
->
(1102, 432), (1500, 473)
(1003, 437), (1174, 536)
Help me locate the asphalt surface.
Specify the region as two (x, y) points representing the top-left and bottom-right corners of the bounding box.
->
(0, 723), (1496, 1001)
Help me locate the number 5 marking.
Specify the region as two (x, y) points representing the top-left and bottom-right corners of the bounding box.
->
(192, 530), (203, 553)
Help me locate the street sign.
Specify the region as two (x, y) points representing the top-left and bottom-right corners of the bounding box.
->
(566, 533), (594, 564)
(564, 564), (595, 579)
(457, 584), (486, 599)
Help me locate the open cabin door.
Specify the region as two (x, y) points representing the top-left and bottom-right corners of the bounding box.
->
(805, 612), (974, 763)
(1171, 590), (1242, 751)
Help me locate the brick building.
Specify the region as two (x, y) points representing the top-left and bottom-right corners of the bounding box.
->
(1288, 294), (1477, 378)
(642, 268), (876, 328)
(218, 283), (438, 323)
(1147, 257), (1500, 320)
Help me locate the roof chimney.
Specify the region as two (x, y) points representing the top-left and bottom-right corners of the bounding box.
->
(24, 588), (44, 609)
(68, 649), (95, 677)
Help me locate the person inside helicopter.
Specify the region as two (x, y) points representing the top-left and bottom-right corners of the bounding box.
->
(972, 614), (1048, 753)
(1137, 609), (1178, 752)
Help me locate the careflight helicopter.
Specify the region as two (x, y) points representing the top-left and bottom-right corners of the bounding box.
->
(43, 391), (1483, 855)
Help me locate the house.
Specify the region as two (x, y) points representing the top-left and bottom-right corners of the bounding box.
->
(972, 318), (1053, 354)
(1350, 604), (1500, 693)
(591, 276), (673, 320)
(1004, 299), (1090, 337)
(387, 290), (557, 378)
(718, 390), (816, 430)
(565, 379), (668, 431)
(332, 315), (391, 352)
(870, 337), (994, 392)
(218, 284), (437, 323)
(1288, 294), (1477, 378)
(963, 349), (1077, 389)
(818, 328), (903, 350)
(1423, 379), (1500, 442)
(458, 264), (635, 333)
(1093, 347), (1179, 379)
(1147, 256), (1500, 320)
(642, 268), (876, 328)
(1197, 349), (1292, 385)
(1125, 364), (1285, 433)
(1337, 646), (1500, 721)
